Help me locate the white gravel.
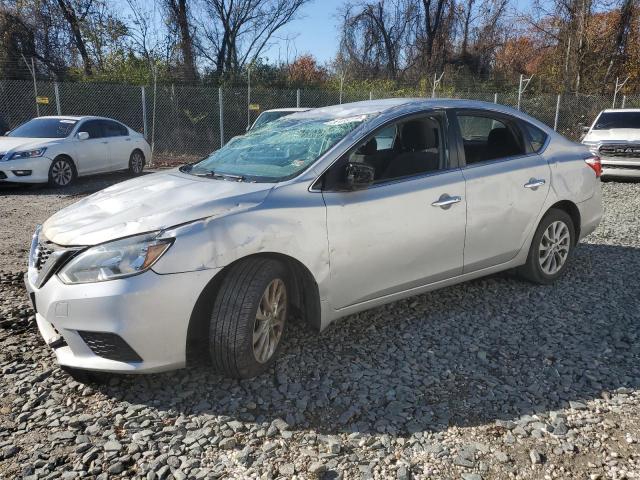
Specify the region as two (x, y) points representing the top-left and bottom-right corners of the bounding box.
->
(1, 178), (639, 479)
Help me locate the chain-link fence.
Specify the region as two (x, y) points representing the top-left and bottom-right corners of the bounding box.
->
(2, 79), (639, 162)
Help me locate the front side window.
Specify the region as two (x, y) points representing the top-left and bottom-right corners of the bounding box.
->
(9, 118), (77, 138)
(457, 113), (526, 164)
(79, 120), (104, 139)
(323, 113), (447, 189)
(189, 114), (371, 182)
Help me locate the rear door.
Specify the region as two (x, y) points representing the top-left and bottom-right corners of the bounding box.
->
(74, 119), (109, 174)
(102, 120), (132, 170)
(453, 110), (551, 272)
(322, 110), (467, 309)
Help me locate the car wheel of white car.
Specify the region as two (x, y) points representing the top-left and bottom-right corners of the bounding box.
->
(208, 258), (289, 379)
(128, 150), (145, 175)
(48, 157), (76, 188)
(518, 208), (575, 284)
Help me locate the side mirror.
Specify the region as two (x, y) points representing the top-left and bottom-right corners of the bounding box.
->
(76, 131), (89, 140)
(581, 125), (590, 133)
(345, 162), (375, 190)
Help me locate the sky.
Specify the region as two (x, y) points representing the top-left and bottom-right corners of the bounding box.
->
(261, 0), (345, 65)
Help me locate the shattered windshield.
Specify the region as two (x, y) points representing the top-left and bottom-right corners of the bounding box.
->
(189, 114), (371, 182)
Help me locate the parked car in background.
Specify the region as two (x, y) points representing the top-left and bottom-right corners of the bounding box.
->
(0, 116), (151, 187)
(26, 99), (602, 379)
(249, 107), (309, 131)
(582, 109), (640, 178)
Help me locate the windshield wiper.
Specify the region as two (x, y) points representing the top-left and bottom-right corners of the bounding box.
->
(191, 169), (246, 182)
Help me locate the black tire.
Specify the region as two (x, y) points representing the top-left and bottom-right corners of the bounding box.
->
(209, 258), (290, 379)
(48, 157), (76, 188)
(518, 208), (576, 285)
(128, 150), (145, 175)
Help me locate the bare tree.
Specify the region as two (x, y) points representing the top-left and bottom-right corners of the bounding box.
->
(338, 0), (416, 79)
(165, 0), (198, 82)
(55, 0), (94, 75)
(196, 0), (310, 76)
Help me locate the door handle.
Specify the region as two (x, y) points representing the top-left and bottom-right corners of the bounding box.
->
(431, 194), (462, 209)
(125, 138), (131, 141)
(524, 178), (545, 189)
(101, 141), (109, 144)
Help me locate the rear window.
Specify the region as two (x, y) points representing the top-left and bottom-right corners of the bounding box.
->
(593, 111), (640, 130)
(9, 118), (77, 138)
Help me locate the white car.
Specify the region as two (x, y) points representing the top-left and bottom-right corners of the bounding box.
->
(582, 109), (640, 178)
(0, 116), (151, 187)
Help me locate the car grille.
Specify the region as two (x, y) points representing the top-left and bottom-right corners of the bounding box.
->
(77, 331), (143, 362)
(34, 241), (55, 271)
(30, 236), (81, 288)
(598, 144), (640, 158)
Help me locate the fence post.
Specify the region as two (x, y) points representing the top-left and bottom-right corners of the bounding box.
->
(622, 95), (626, 109)
(141, 86), (147, 139)
(296, 89), (301, 108)
(494, 93), (498, 104)
(553, 94), (561, 132)
(219, 87), (224, 148)
(369, 91), (373, 101)
(54, 82), (61, 115)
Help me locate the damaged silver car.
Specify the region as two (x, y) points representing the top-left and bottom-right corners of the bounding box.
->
(26, 99), (602, 378)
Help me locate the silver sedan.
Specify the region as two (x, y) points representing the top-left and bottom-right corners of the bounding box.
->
(26, 99), (602, 378)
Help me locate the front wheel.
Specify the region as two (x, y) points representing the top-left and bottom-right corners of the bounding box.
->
(208, 258), (289, 379)
(128, 150), (145, 175)
(518, 208), (575, 284)
(48, 157), (75, 188)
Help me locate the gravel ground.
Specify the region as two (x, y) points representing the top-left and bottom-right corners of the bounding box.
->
(1, 178), (639, 480)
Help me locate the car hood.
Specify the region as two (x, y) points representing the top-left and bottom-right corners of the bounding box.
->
(0, 137), (57, 153)
(584, 129), (640, 143)
(42, 170), (275, 246)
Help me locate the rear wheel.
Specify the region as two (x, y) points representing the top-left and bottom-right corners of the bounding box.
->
(128, 150), (145, 175)
(48, 157), (75, 188)
(208, 258), (289, 379)
(518, 208), (575, 284)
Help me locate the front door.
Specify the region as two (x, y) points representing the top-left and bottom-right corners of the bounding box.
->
(74, 119), (109, 174)
(321, 111), (467, 309)
(453, 110), (551, 272)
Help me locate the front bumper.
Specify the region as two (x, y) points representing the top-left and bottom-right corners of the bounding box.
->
(0, 156), (52, 184)
(25, 268), (220, 373)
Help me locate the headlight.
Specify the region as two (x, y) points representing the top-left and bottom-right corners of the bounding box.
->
(8, 148), (47, 160)
(58, 232), (173, 284)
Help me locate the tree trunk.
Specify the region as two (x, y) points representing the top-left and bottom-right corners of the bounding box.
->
(56, 0), (93, 76)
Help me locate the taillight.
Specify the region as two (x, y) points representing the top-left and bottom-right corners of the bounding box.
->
(585, 156), (602, 178)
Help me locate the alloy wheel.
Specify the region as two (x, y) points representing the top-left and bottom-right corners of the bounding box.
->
(51, 160), (73, 186)
(252, 278), (287, 363)
(538, 220), (571, 275)
(131, 152), (144, 173)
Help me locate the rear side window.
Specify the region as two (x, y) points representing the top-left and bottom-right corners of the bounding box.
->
(103, 120), (128, 137)
(456, 113), (526, 165)
(524, 123), (547, 152)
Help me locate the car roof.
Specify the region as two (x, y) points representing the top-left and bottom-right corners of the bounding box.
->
(288, 98), (552, 132)
(599, 109), (640, 113)
(261, 108), (309, 113)
(36, 115), (122, 122)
